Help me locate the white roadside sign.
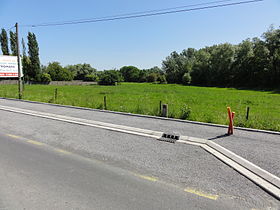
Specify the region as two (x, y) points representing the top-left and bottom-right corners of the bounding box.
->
(0, 55), (23, 78)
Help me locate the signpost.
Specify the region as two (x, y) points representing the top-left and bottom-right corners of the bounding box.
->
(16, 22), (23, 99)
(0, 23), (23, 99)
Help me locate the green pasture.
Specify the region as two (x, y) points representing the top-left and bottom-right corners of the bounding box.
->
(0, 83), (279, 131)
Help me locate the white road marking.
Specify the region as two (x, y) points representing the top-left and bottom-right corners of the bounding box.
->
(0, 104), (279, 199)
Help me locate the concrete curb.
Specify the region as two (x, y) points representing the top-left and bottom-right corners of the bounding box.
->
(0, 103), (279, 200)
(207, 141), (280, 188)
(0, 97), (279, 135)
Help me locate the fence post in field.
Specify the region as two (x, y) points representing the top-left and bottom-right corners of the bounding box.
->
(54, 88), (58, 102)
(162, 104), (168, 117)
(246, 107), (250, 120)
(104, 96), (107, 110)
(159, 101), (162, 115)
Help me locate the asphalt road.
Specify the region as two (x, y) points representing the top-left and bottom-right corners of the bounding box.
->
(0, 133), (244, 209)
(0, 98), (279, 177)
(0, 98), (279, 209)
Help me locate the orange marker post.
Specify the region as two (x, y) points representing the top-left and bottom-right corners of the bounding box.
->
(227, 107), (234, 135)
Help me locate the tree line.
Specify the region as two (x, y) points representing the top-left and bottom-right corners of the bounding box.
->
(1, 26), (279, 88)
(162, 26), (280, 88)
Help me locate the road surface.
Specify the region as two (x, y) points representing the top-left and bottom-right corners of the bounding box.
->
(0, 98), (279, 209)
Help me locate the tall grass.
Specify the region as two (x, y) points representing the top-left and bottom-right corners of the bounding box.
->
(0, 83), (279, 131)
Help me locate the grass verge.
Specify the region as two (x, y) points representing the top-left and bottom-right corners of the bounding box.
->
(0, 83), (279, 132)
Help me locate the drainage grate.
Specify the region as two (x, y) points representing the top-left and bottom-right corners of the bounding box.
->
(158, 133), (180, 143)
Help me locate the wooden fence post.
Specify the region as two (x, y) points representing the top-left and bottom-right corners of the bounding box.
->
(162, 104), (168, 117)
(246, 107), (250, 120)
(54, 88), (58, 102)
(104, 96), (107, 110)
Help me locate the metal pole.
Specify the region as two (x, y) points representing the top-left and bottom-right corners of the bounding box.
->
(15, 23), (23, 99)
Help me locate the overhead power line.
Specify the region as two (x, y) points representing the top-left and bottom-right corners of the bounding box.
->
(3, 26), (15, 32)
(21, 0), (263, 28)
(23, 0), (237, 26)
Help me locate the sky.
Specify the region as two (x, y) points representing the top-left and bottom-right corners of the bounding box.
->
(0, 0), (279, 70)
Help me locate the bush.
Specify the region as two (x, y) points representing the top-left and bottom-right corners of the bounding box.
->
(98, 70), (123, 85)
(40, 73), (52, 84)
(158, 75), (167, 84)
(182, 72), (191, 85)
(180, 105), (192, 119)
(83, 74), (98, 82)
(45, 62), (74, 81)
(146, 73), (158, 83)
(66, 63), (97, 80)
(120, 66), (140, 82)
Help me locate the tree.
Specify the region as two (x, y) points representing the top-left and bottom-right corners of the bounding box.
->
(162, 48), (196, 84)
(146, 73), (158, 83)
(40, 73), (52, 83)
(22, 38), (32, 81)
(9, 31), (18, 56)
(263, 26), (280, 87)
(27, 32), (41, 81)
(182, 73), (191, 85)
(250, 38), (271, 87)
(120, 66), (140, 82)
(83, 74), (98, 82)
(207, 43), (236, 86)
(45, 62), (73, 81)
(157, 74), (167, 84)
(66, 63), (97, 80)
(231, 39), (254, 86)
(145, 66), (163, 74)
(190, 48), (211, 86)
(0, 28), (9, 55)
(98, 70), (123, 85)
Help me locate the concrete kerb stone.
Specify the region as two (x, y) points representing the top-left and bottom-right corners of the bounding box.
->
(0, 102), (279, 200)
(178, 139), (280, 200)
(206, 141), (280, 188)
(0, 97), (280, 136)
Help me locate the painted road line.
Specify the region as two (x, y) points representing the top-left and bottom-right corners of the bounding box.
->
(184, 188), (219, 200)
(0, 105), (279, 199)
(54, 148), (71, 155)
(26, 140), (44, 146)
(134, 174), (158, 182)
(6, 134), (21, 139)
(7, 134), (44, 146)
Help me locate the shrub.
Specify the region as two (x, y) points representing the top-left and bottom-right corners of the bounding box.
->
(40, 73), (52, 84)
(146, 73), (158, 83)
(182, 72), (191, 85)
(180, 105), (192, 119)
(120, 66), (140, 82)
(45, 62), (74, 81)
(158, 75), (167, 84)
(83, 74), (98, 82)
(98, 70), (123, 85)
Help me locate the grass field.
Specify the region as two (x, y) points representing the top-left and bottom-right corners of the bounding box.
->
(0, 83), (279, 132)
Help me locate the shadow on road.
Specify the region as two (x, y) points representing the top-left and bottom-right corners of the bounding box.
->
(208, 134), (230, 141)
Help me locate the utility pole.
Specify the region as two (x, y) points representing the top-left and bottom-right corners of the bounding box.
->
(15, 22), (23, 99)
